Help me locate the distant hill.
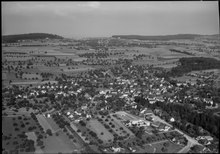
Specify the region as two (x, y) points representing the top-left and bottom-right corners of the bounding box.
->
(2, 33), (64, 43)
(112, 34), (209, 40)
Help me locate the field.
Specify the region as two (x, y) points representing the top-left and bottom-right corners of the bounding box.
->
(2, 115), (43, 153)
(5, 57), (32, 61)
(44, 117), (60, 133)
(151, 140), (184, 153)
(173, 68), (220, 84)
(155, 63), (177, 69)
(10, 81), (41, 85)
(87, 119), (114, 143)
(114, 111), (142, 121)
(36, 115), (54, 132)
(172, 75), (198, 84)
(42, 130), (77, 153)
(190, 69), (220, 74)
(54, 48), (90, 54)
(107, 115), (135, 137)
(22, 73), (42, 80)
(63, 66), (94, 72)
(137, 144), (155, 153)
(2, 43), (203, 87)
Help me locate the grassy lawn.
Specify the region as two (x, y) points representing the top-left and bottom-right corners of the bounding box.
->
(43, 130), (77, 153)
(152, 140), (183, 153)
(44, 117), (60, 133)
(36, 114), (53, 132)
(139, 144), (155, 153)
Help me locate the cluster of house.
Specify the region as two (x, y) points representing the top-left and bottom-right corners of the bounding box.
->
(196, 136), (214, 146)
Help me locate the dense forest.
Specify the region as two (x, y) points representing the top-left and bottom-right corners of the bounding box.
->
(112, 34), (201, 40)
(169, 57), (220, 77)
(2, 33), (64, 43)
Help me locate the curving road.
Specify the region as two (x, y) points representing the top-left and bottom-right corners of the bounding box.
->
(151, 114), (202, 153)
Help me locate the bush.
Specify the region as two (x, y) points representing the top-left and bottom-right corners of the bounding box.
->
(163, 142), (169, 147)
(46, 129), (52, 136)
(161, 147), (168, 152)
(13, 123), (18, 126)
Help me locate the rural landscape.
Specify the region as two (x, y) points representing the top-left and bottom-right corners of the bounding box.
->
(2, 1), (219, 154)
(2, 33), (220, 154)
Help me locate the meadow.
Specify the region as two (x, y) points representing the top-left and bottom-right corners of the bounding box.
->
(42, 130), (78, 153)
(152, 140), (184, 153)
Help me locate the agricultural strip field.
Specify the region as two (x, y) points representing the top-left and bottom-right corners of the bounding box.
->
(155, 63), (177, 69)
(11, 81), (41, 85)
(172, 75), (198, 84)
(63, 67), (94, 72)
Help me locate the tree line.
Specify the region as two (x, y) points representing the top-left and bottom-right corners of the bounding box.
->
(169, 57), (220, 77)
(134, 96), (220, 139)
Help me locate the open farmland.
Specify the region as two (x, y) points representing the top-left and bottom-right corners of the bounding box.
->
(54, 48), (89, 54)
(63, 66), (94, 72)
(172, 75), (198, 84)
(5, 56), (32, 61)
(2, 31), (219, 154)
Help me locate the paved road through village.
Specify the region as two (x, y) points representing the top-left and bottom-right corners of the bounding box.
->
(152, 114), (202, 153)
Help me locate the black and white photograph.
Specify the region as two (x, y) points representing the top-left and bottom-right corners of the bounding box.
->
(2, 1), (220, 154)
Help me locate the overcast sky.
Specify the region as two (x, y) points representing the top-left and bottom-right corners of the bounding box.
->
(2, 1), (219, 38)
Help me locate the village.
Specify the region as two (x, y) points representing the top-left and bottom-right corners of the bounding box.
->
(3, 1), (220, 153)
(2, 38), (220, 153)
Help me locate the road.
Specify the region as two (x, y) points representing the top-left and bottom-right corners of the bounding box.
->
(151, 114), (202, 153)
